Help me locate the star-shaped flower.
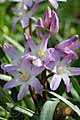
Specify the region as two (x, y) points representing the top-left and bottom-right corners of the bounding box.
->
(24, 33), (54, 68)
(49, 56), (80, 92)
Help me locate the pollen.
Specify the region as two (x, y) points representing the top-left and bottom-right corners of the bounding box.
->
(37, 50), (44, 57)
(57, 66), (65, 74)
(20, 73), (28, 81)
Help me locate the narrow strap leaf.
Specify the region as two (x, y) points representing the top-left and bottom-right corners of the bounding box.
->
(40, 100), (59, 120)
(0, 74), (12, 81)
(6, 103), (34, 117)
(48, 91), (80, 116)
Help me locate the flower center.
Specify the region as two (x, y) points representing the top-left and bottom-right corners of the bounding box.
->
(37, 50), (44, 57)
(20, 73), (28, 81)
(57, 66), (65, 74)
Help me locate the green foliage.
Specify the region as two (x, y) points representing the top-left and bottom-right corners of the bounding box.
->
(0, 86), (13, 110)
(49, 91), (80, 116)
(40, 100), (59, 120)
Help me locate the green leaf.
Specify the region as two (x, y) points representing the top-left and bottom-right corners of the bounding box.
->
(40, 100), (59, 120)
(6, 103), (34, 117)
(71, 77), (80, 95)
(71, 87), (80, 99)
(0, 86), (13, 109)
(3, 34), (24, 53)
(0, 117), (7, 120)
(0, 74), (12, 81)
(48, 91), (80, 116)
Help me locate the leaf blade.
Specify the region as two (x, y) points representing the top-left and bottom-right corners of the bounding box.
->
(49, 91), (80, 116)
(0, 74), (12, 81)
(40, 100), (59, 120)
(7, 103), (34, 117)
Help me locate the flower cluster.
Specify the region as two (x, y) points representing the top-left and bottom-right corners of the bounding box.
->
(1, 2), (80, 100)
(1, 43), (44, 100)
